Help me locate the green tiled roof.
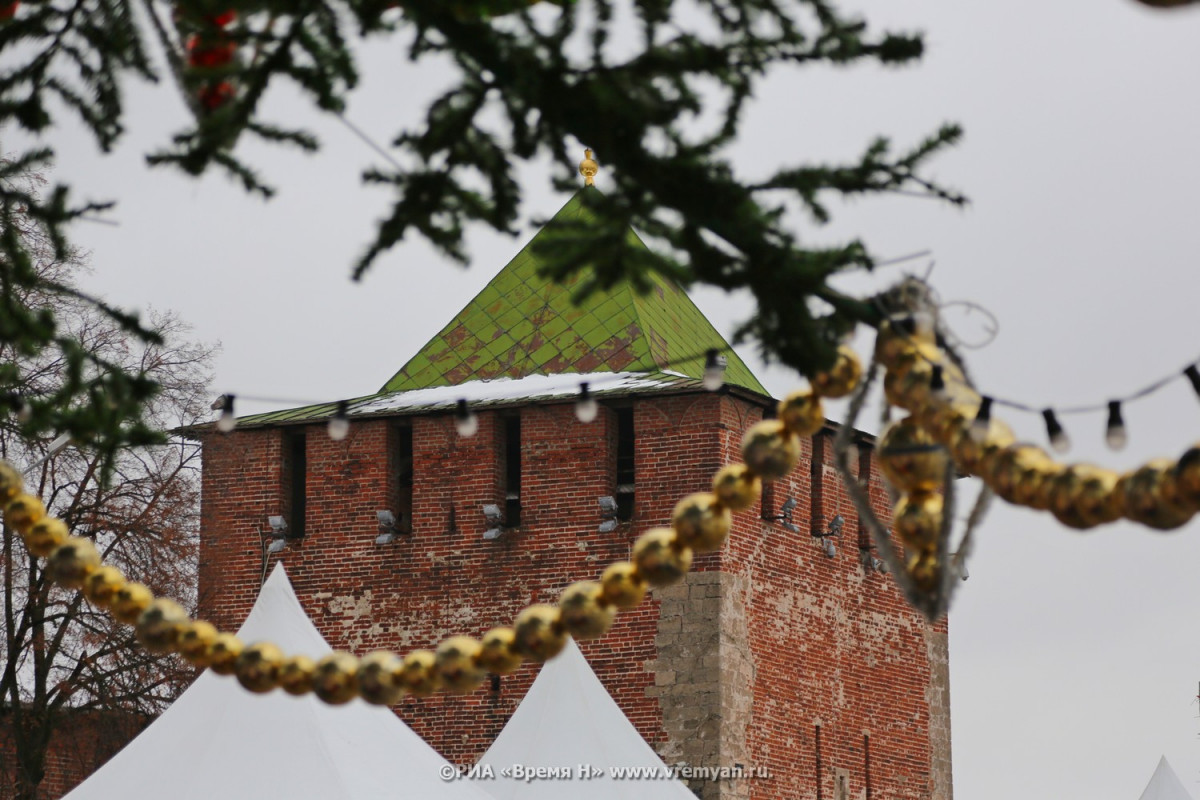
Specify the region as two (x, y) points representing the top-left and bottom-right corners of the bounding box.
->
(382, 189), (767, 396)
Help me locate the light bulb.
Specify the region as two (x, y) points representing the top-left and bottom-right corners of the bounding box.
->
(454, 399), (478, 438)
(969, 396), (993, 444)
(1042, 408), (1070, 454)
(575, 383), (598, 423)
(216, 394), (236, 433)
(929, 365), (947, 400)
(702, 349), (726, 391)
(1186, 365), (1200, 399)
(327, 401), (350, 441)
(910, 311), (935, 340)
(1105, 401), (1126, 451)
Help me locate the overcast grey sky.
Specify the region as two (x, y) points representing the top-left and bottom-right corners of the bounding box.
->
(22, 1), (1200, 797)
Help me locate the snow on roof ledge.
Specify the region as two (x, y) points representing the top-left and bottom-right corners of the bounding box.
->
(353, 371), (680, 416)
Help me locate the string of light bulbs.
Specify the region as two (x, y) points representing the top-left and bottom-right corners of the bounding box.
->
(887, 312), (1200, 455)
(208, 346), (737, 441)
(971, 359), (1200, 455)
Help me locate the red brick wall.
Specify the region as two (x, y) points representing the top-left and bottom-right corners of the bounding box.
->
(0, 711), (150, 799)
(717, 422), (950, 800)
(195, 390), (951, 798)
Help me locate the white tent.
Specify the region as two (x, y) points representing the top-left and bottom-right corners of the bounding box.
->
(1138, 757), (1194, 800)
(65, 564), (492, 800)
(476, 637), (695, 799)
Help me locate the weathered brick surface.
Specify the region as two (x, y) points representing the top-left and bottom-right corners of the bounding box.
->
(0, 711), (150, 800)
(191, 389), (952, 800)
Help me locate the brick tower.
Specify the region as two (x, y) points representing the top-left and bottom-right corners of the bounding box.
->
(195, 189), (953, 800)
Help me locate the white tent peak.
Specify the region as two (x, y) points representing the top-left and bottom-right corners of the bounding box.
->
(239, 561), (330, 652)
(477, 637), (695, 799)
(65, 563), (492, 800)
(1138, 756), (1194, 800)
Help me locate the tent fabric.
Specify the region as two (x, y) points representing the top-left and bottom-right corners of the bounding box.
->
(1139, 757), (1194, 800)
(65, 563), (492, 800)
(475, 638), (695, 799)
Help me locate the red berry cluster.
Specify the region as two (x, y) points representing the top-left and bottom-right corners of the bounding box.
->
(181, 8), (238, 113)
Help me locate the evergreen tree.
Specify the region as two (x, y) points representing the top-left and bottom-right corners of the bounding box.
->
(0, 0), (964, 457)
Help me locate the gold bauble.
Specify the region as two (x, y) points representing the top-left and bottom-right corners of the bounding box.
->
(599, 561), (647, 610)
(0, 460), (23, 504)
(950, 417), (1015, 477)
(1008, 452), (1064, 511)
(5, 493), (46, 535)
(435, 636), (487, 694)
(777, 390), (825, 438)
(1118, 459), (1194, 531)
(874, 318), (937, 373)
(208, 633), (244, 676)
(111, 582), (154, 624)
(82, 565), (126, 608)
(558, 581), (615, 641)
(892, 491), (944, 551)
(357, 650), (404, 705)
(877, 417), (949, 493)
(811, 345), (863, 399)
(398, 650), (441, 697)
(670, 492), (731, 553)
(917, 383), (981, 445)
(741, 420), (800, 481)
(236, 642), (285, 694)
(711, 464), (761, 512)
(883, 357), (934, 413)
(906, 549), (940, 593)
(1072, 465), (1122, 526)
(279, 655), (317, 696)
(477, 627), (525, 675)
(1174, 445), (1200, 510)
(982, 444), (1054, 505)
(1049, 465), (1121, 530)
(25, 517), (68, 558)
(512, 604), (567, 662)
(136, 598), (189, 653)
(631, 528), (693, 587)
(177, 621), (219, 666)
(313, 652), (360, 705)
(46, 537), (101, 589)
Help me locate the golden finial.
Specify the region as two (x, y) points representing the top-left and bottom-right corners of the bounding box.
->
(579, 148), (598, 186)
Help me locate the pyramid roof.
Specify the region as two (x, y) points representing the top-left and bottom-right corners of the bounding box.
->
(381, 188), (766, 396)
(64, 564), (493, 800)
(475, 637), (695, 799)
(213, 189), (768, 432)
